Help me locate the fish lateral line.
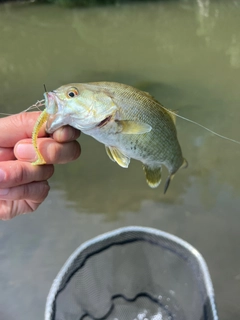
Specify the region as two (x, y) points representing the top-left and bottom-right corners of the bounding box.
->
(161, 106), (240, 146)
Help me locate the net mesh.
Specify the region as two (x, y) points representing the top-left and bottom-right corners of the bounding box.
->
(45, 226), (218, 320)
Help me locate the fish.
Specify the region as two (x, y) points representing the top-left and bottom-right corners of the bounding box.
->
(32, 82), (188, 193)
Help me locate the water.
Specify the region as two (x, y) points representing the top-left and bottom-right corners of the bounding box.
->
(0, 0), (240, 319)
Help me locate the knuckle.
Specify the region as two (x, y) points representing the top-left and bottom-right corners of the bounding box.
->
(48, 142), (62, 162)
(53, 126), (81, 142)
(9, 162), (25, 185)
(72, 142), (81, 161)
(66, 127), (76, 141)
(10, 112), (25, 128)
(52, 127), (64, 142)
(24, 181), (50, 201)
(70, 127), (81, 140)
(41, 183), (50, 199)
(22, 184), (30, 199)
(0, 203), (14, 220)
(35, 182), (50, 202)
(1, 210), (12, 221)
(44, 165), (54, 179)
(46, 140), (81, 164)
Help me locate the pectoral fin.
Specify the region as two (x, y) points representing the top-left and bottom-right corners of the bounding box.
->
(116, 120), (152, 134)
(106, 146), (130, 168)
(143, 165), (162, 188)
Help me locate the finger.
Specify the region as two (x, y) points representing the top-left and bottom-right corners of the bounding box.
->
(51, 125), (81, 143)
(0, 199), (43, 220)
(0, 112), (47, 148)
(14, 139), (81, 164)
(0, 147), (15, 161)
(0, 181), (50, 220)
(0, 161), (54, 188)
(0, 181), (50, 201)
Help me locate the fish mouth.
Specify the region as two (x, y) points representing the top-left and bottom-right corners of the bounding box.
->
(44, 91), (59, 115)
(45, 91), (113, 133)
(97, 115), (112, 128)
(46, 114), (68, 134)
(44, 91), (70, 133)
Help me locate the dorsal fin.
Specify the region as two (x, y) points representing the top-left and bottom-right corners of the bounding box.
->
(167, 109), (177, 124)
(142, 91), (177, 124)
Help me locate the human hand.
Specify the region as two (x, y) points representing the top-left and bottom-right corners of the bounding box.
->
(0, 111), (81, 220)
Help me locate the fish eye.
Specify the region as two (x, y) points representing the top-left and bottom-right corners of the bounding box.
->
(67, 88), (79, 98)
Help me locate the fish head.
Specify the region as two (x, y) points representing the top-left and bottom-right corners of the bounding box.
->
(45, 83), (117, 133)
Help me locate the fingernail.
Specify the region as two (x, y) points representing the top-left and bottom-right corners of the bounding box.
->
(0, 188), (9, 196)
(15, 143), (36, 161)
(0, 169), (6, 182)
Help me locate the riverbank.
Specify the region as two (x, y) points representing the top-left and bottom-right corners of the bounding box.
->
(0, 0), (117, 7)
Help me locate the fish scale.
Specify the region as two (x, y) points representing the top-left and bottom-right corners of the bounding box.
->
(32, 82), (187, 192)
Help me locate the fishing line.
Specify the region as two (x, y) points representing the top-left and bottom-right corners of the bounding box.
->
(0, 99), (45, 117)
(164, 107), (240, 145)
(0, 87), (239, 147)
(0, 113), (14, 116)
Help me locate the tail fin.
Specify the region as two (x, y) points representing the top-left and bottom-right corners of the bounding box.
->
(164, 174), (174, 194)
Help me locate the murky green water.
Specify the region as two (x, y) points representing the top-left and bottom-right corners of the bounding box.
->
(0, 0), (240, 319)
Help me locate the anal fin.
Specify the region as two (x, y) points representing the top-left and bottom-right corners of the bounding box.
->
(143, 165), (162, 188)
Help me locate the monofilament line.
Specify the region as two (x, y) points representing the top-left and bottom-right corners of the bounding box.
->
(0, 99), (46, 117)
(166, 108), (240, 145)
(24, 99), (45, 112)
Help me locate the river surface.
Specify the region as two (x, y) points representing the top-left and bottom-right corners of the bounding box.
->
(0, 0), (240, 319)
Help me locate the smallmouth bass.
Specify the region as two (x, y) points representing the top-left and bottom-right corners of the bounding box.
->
(32, 82), (187, 193)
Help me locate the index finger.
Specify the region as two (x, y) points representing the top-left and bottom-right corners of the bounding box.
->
(0, 111), (47, 148)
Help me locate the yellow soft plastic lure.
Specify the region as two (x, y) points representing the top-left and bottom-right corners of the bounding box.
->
(31, 108), (48, 165)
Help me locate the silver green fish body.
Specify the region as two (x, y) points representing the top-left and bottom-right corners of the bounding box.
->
(45, 82), (187, 192)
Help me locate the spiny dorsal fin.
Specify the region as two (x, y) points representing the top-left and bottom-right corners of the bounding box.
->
(143, 165), (162, 188)
(167, 109), (177, 124)
(142, 91), (177, 124)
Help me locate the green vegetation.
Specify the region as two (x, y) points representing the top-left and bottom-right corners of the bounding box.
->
(0, 0), (165, 7)
(35, 0), (117, 7)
